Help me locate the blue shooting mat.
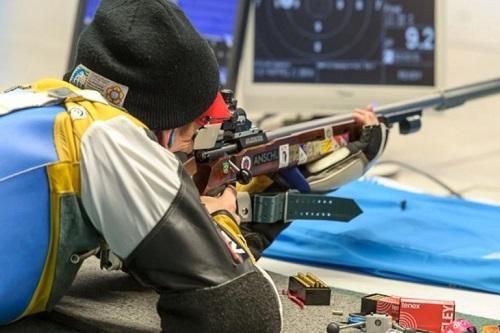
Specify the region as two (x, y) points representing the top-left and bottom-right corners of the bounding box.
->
(265, 178), (500, 294)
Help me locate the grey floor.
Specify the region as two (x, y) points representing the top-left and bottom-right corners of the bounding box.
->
(0, 258), (493, 333)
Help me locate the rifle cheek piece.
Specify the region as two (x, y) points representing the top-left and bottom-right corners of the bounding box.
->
(305, 123), (389, 192)
(306, 152), (368, 192)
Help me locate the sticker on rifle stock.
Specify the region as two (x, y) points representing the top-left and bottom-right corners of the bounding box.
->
(321, 139), (333, 154)
(222, 161), (230, 174)
(313, 141), (324, 156)
(298, 145), (308, 164)
(253, 149), (279, 166)
(324, 127), (333, 139)
(289, 145), (300, 164)
(336, 133), (350, 146)
(330, 137), (341, 150)
(241, 156), (252, 170)
(279, 144), (290, 168)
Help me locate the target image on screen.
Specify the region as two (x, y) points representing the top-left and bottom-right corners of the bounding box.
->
(254, 0), (436, 86)
(77, 0), (239, 86)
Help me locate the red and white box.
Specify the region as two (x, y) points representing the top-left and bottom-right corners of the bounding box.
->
(376, 295), (401, 321)
(399, 298), (455, 333)
(361, 293), (401, 320)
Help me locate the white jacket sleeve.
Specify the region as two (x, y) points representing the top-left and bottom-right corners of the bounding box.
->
(80, 116), (181, 259)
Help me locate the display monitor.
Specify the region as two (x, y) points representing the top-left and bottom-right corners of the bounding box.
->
(70, 0), (240, 86)
(236, 0), (446, 116)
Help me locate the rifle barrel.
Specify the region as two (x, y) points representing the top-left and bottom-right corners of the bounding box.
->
(268, 77), (500, 140)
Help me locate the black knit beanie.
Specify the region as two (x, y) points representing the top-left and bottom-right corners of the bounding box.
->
(68, 0), (220, 130)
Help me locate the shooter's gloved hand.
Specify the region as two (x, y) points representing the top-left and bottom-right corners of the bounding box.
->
(201, 185), (240, 223)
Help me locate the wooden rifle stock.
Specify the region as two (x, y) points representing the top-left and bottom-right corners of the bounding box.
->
(184, 77), (500, 195)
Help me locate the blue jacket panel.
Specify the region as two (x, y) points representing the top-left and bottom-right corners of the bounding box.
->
(0, 106), (62, 323)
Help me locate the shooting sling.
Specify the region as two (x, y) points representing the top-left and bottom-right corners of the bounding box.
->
(237, 191), (362, 223)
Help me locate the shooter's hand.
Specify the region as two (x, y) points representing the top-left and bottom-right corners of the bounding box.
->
(353, 105), (379, 126)
(201, 186), (240, 223)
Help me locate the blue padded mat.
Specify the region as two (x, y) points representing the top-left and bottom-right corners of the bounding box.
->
(265, 178), (500, 294)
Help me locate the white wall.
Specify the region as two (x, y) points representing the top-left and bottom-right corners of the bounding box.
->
(0, 0), (78, 90)
(444, 0), (500, 86)
(447, 0), (500, 52)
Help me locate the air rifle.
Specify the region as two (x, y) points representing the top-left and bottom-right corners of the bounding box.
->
(184, 78), (500, 222)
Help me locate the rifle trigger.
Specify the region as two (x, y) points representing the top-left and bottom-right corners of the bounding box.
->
(228, 160), (253, 185)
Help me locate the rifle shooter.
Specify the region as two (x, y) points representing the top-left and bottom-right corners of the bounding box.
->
(184, 78), (500, 222)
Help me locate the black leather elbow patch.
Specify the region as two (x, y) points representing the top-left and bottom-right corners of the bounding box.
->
(157, 270), (282, 333)
(124, 168), (252, 291)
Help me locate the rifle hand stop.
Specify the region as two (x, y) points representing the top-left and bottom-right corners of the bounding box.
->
(398, 113), (422, 135)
